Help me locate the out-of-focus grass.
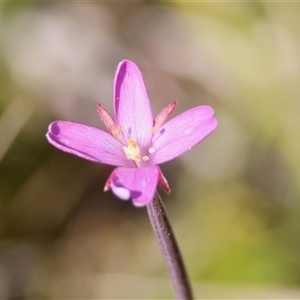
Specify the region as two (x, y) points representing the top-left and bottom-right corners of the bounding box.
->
(0, 1), (300, 298)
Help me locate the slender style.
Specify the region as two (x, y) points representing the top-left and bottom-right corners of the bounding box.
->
(147, 192), (194, 300)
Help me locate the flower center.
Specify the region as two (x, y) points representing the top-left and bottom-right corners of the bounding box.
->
(123, 139), (142, 162)
(123, 139), (156, 163)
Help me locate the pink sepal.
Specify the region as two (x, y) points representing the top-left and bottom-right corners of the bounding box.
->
(157, 166), (171, 194)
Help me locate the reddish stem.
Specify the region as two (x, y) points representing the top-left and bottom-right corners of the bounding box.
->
(147, 192), (194, 300)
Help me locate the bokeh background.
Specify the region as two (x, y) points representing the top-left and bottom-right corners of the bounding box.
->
(1, 1), (300, 299)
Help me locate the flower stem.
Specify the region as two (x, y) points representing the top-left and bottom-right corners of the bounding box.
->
(146, 192), (194, 300)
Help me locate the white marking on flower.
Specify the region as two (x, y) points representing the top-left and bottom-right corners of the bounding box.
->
(112, 186), (131, 200)
(149, 148), (155, 154)
(142, 155), (149, 161)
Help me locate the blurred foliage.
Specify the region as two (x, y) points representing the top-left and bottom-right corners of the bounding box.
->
(1, 1), (300, 298)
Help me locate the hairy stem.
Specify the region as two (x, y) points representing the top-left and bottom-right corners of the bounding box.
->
(146, 192), (194, 300)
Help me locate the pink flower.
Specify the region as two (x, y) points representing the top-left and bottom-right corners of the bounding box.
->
(46, 60), (217, 207)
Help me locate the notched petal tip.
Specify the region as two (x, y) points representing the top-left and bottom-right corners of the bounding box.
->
(47, 121), (61, 136)
(200, 106), (218, 131)
(46, 121), (63, 144)
(210, 117), (218, 132)
(46, 121), (131, 167)
(117, 59), (138, 70)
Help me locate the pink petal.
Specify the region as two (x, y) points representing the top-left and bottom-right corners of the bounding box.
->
(113, 60), (153, 148)
(46, 121), (134, 167)
(151, 106), (218, 164)
(110, 166), (159, 207)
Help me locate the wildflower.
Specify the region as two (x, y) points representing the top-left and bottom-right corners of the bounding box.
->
(46, 60), (217, 206)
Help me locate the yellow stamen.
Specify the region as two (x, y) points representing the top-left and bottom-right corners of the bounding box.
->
(123, 139), (141, 161)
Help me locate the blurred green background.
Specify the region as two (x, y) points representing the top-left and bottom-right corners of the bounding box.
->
(1, 1), (300, 299)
